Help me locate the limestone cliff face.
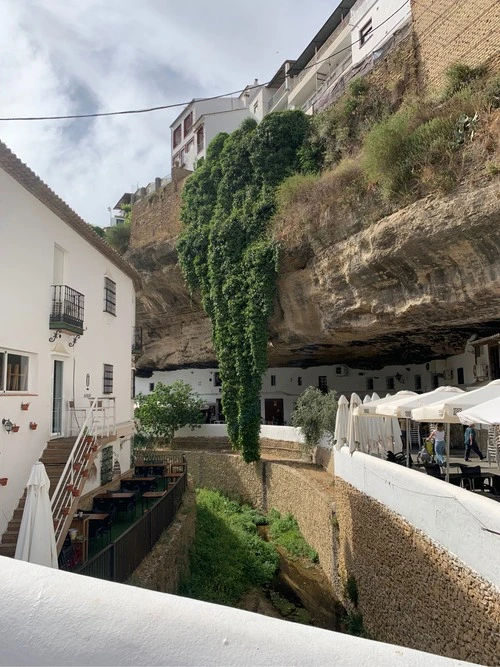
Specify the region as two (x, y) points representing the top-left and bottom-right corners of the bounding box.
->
(129, 181), (500, 371)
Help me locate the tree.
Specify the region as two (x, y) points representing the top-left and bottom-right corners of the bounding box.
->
(91, 225), (106, 238)
(134, 381), (204, 444)
(291, 387), (338, 453)
(105, 204), (131, 254)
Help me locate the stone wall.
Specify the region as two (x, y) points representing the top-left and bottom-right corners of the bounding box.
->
(314, 445), (335, 476)
(412, 0), (500, 92)
(335, 478), (500, 665)
(129, 169), (191, 249)
(128, 481), (196, 594)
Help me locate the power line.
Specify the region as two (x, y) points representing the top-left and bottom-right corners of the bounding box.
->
(0, 0), (410, 122)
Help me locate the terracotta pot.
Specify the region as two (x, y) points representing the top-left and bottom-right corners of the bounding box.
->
(83, 436), (93, 445)
(20, 403), (30, 411)
(73, 463), (82, 472)
(0, 478), (8, 486)
(29, 422), (38, 430)
(66, 484), (74, 492)
(81, 470), (89, 478)
(71, 489), (81, 497)
(11, 425), (20, 433)
(61, 508), (70, 516)
(82, 453), (90, 460)
(91, 445), (98, 452)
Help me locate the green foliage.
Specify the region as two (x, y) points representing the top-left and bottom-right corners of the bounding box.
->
(444, 63), (488, 98)
(290, 387), (338, 452)
(91, 225), (105, 238)
(178, 111), (312, 462)
(134, 380), (203, 444)
(179, 489), (278, 605)
(267, 509), (318, 562)
(344, 574), (359, 606)
(105, 204), (131, 254)
(342, 611), (368, 637)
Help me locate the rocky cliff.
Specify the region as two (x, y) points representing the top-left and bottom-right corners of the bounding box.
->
(129, 179), (500, 371)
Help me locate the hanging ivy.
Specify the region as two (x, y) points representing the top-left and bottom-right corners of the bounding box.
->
(177, 111), (311, 462)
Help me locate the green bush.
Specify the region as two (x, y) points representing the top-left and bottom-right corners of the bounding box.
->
(179, 489), (278, 605)
(267, 509), (318, 562)
(444, 63), (488, 98)
(344, 574), (359, 606)
(291, 387), (338, 452)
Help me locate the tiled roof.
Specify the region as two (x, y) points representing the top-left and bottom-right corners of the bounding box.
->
(0, 140), (142, 287)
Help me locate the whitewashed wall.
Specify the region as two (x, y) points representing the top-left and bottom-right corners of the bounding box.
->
(334, 446), (500, 590)
(0, 556), (465, 666)
(0, 167), (135, 534)
(350, 0), (412, 65)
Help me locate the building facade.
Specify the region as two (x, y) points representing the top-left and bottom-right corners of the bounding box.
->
(0, 141), (139, 537)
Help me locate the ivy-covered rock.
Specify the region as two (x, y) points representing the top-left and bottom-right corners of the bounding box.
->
(177, 110), (312, 462)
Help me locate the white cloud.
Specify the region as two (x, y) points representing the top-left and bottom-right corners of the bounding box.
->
(0, 0), (336, 225)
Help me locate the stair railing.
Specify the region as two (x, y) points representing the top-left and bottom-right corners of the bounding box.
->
(51, 397), (99, 551)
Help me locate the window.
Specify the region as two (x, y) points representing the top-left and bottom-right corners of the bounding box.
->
(196, 125), (204, 153)
(214, 372), (222, 387)
(366, 378), (374, 391)
(253, 101), (259, 114)
(386, 376), (395, 391)
(186, 139), (194, 153)
(103, 364), (114, 394)
(149, 382), (155, 392)
(104, 277), (116, 315)
(298, 377), (302, 386)
(432, 374), (439, 389)
(414, 374), (422, 391)
(183, 112), (193, 136)
(318, 376), (328, 393)
(360, 18), (373, 46)
(0, 351), (29, 392)
(173, 125), (182, 147)
(457, 367), (465, 385)
(271, 375), (276, 386)
(131, 370), (136, 399)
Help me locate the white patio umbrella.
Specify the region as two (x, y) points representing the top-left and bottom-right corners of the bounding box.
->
(355, 391), (417, 416)
(334, 395), (350, 450)
(15, 462), (58, 568)
(457, 396), (500, 425)
(411, 380), (500, 424)
(347, 393), (362, 454)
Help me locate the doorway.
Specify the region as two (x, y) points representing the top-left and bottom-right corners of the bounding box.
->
(52, 360), (64, 435)
(264, 398), (284, 425)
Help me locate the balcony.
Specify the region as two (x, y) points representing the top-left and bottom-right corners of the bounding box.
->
(50, 285), (85, 335)
(132, 326), (143, 355)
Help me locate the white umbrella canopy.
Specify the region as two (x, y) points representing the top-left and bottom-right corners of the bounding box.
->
(347, 393), (362, 454)
(457, 396), (500, 425)
(374, 386), (465, 418)
(412, 380), (500, 424)
(355, 391), (417, 417)
(15, 462), (58, 568)
(334, 395), (350, 449)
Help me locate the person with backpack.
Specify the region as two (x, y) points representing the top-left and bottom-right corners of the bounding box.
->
(463, 423), (485, 462)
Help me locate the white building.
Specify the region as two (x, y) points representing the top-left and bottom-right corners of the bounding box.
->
(136, 346), (487, 427)
(0, 140), (140, 539)
(170, 85), (263, 171)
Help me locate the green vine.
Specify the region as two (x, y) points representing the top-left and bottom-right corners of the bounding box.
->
(177, 111), (311, 462)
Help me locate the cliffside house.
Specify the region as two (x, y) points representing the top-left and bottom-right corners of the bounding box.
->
(0, 140), (141, 556)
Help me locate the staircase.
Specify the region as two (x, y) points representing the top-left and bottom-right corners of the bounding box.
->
(0, 439), (75, 557)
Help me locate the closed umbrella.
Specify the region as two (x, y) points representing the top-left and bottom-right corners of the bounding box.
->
(15, 462), (58, 568)
(347, 393), (362, 454)
(334, 395), (349, 450)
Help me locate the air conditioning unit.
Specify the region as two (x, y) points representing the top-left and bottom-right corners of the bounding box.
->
(442, 369), (453, 380)
(335, 365), (349, 377)
(474, 364), (489, 379)
(429, 360), (446, 373)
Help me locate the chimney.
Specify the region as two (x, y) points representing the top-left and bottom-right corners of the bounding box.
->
(254, 79), (259, 86)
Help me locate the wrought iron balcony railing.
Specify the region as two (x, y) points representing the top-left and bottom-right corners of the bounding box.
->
(132, 326), (143, 355)
(50, 285), (85, 335)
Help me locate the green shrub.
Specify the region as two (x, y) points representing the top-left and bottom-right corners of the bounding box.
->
(267, 509), (318, 562)
(344, 574), (359, 606)
(444, 63), (488, 98)
(342, 611), (368, 637)
(105, 221), (130, 254)
(291, 387), (337, 452)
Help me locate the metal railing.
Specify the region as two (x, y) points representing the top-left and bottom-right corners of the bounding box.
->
(302, 55), (353, 112)
(267, 81), (288, 111)
(50, 285), (85, 334)
(77, 470), (187, 582)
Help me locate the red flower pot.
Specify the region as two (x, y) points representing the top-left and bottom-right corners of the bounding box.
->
(29, 422), (38, 430)
(11, 425), (20, 433)
(82, 453), (90, 461)
(66, 484), (74, 492)
(61, 508), (70, 516)
(20, 403), (30, 411)
(73, 463), (82, 472)
(81, 470), (89, 478)
(0, 478), (8, 486)
(71, 489), (81, 497)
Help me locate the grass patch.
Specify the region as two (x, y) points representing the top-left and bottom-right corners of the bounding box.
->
(179, 489), (278, 605)
(267, 509), (318, 562)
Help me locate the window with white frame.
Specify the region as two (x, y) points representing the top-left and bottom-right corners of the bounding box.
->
(0, 350), (30, 392)
(104, 277), (116, 315)
(103, 364), (114, 394)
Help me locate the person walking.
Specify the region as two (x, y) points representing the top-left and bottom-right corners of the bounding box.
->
(429, 423), (446, 465)
(464, 423), (485, 461)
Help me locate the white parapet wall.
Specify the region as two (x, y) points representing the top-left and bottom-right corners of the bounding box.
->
(334, 446), (500, 590)
(1, 556), (467, 666)
(174, 423), (308, 443)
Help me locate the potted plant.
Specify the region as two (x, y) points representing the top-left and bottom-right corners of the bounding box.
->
(81, 469), (89, 478)
(0, 478), (8, 486)
(29, 422), (38, 430)
(66, 483), (74, 492)
(20, 402), (30, 411)
(11, 424), (20, 433)
(73, 462), (82, 472)
(61, 507), (71, 516)
(82, 452), (90, 461)
(71, 489), (81, 497)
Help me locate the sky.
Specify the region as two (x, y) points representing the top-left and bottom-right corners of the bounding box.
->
(0, 0), (339, 227)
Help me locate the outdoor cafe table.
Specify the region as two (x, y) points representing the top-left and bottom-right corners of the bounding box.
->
(83, 513), (111, 540)
(449, 471), (497, 491)
(121, 476), (158, 492)
(135, 464), (166, 476)
(93, 492), (136, 519)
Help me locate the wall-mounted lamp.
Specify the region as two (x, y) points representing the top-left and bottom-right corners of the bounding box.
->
(2, 418), (13, 434)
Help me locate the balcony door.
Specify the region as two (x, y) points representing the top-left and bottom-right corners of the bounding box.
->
(52, 360), (64, 436)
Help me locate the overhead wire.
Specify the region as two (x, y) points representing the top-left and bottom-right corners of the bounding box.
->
(0, 0), (410, 122)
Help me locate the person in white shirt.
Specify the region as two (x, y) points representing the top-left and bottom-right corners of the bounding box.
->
(429, 423), (446, 465)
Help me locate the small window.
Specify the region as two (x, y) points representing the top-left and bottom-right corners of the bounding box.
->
(298, 377), (302, 386)
(196, 125), (204, 153)
(432, 374), (440, 389)
(414, 374), (422, 391)
(183, 112), (193, 136)
(318, 376), (328, 393)
(131, 370), (136, 399)
(1, 351), (30, 392)
(214, 372), (222, 387)
(173, 125), (182, 148)
(253, 101), (259, 114)
(386, 376), (395, 391)
(103, 364), (114, 394)
(186, 139), (194, 153)
(149, 382), (155, 392)
(360, 19), (373, 46)
(457, 367), (465, 385)
(366, 378), (374, 392)
(104, 277), (116, 316)
(271, 375), (276, 386)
